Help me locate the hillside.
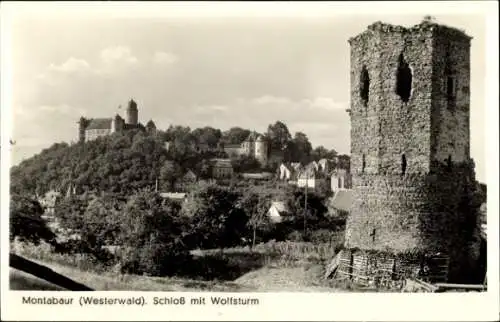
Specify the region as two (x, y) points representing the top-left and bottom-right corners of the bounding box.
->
(10, 121), (343, 197)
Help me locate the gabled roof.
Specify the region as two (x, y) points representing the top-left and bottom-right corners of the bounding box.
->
(86, 118), (112, 130)
(269, 201), (289, 213)
(159, 192), (187, 200)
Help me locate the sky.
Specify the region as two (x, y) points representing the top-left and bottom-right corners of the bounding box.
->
(3, 3), (490, 182)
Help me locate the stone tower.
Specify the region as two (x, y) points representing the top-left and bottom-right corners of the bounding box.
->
(343, 20), (478, 283)
(126, 99), (138, 125)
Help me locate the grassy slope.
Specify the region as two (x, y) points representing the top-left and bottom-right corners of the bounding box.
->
(9, 255), (340, 292)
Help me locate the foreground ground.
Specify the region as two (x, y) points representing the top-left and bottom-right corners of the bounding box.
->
(10, 256), (341, 292)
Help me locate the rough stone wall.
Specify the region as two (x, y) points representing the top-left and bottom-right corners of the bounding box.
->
(430, 27), (472, 165)
(349, 22), (435, 176)
(345, 22), (477, 281)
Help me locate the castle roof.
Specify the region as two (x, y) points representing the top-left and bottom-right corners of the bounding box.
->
(86, 118), (112, 130)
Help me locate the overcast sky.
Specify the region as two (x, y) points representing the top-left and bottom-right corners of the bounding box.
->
(4, 3), (489, 181)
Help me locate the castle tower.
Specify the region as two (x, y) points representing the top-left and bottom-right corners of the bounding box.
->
(126, 99), (138, 125)
(111, 114), (124, 133)
(344, 20), (477, 283)
(254, 135), (268, 165)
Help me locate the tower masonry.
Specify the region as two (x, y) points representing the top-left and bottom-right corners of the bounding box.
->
(342, 20), (478, 284)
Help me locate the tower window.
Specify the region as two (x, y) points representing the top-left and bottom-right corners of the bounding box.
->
(360, 66), (370, 107)
(362, 154), (366, 173)
(401, 154), (407, 176)
(396, 54), (412, 103)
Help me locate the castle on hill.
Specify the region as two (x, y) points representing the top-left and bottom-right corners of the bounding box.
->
(78, 99), (156, 142)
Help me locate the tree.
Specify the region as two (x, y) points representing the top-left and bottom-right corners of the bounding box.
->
(337, 154), (351, 170)
(236, 189), (272, 249)
(181, 183), (247, 250)
(118, 190), (188, 276)
(221, 127), (251, 145)
(231, 155), (262, 173)
(79, 193), (124, 252)
(160, 160), (183, 191)
(311, 146), (338, 161)
(192, 126), (222, 147)
(267, 121), (292, 152)
(290, 131), (313, 163)
(10, 194), (55, 245)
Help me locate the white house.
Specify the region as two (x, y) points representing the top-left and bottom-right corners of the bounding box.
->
(297, 165), (326, 190)
(330, 168), (352, 193)
(278, 163), (292, 180)
(267, 201), (289, 223)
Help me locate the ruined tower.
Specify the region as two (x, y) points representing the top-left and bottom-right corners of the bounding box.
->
(343, 20), (478, 283)
(126, 99), (138, 125)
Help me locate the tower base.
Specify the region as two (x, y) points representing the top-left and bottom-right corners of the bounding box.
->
(330, 248), (450, 290)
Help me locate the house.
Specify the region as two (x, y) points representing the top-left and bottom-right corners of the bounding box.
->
(267, 201), (290, 223)
(38, 190), (62, 215)
(278, 163), (292, 180)
(210, 158), (234, 179)
(297, 164), (326, 190)
(290, 162), (302, 172)
(318, 158), (335, 173)
(330, 168), (352, 193)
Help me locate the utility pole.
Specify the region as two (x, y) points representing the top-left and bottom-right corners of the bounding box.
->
(155, 177), (158, 192)
(303, 174), (308, 239)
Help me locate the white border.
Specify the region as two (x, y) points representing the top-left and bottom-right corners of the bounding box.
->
(1, 1), (499, 321)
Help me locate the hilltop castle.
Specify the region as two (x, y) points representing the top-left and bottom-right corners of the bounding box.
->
(78, 99), (156, 142)
(337, 19), (479, 284)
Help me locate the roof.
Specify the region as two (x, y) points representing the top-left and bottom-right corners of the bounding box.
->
(211, 158), (233, 168)
(159, 192), (187, 200)
(331, 189), (354, 212)
(242, 172), (273, 180)
(86, 118), (112, 130)
(269, 201), (289, 213)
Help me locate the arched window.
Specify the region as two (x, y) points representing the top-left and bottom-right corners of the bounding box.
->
(401, 154), (407, 176)
(362, 154), (366, 174)
(396, 54), (412, 103)
(360, 66), (370, 107)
